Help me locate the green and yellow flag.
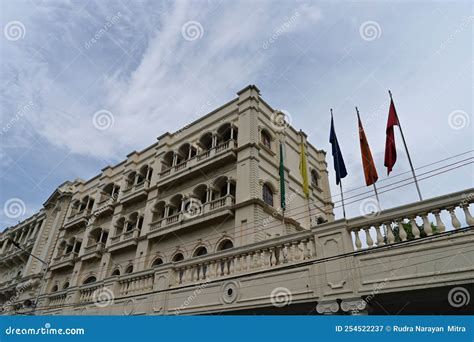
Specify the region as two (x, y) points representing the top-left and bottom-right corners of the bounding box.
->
(299, 139), (310, 198)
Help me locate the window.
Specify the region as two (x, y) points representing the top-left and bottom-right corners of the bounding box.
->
(217, 239), (234, 251)
(261, 130), (272, 149)
(63, 282), (70, 289)
(125, 265), (134, 274)
(262, 183), (273, 206)
(83, 276), (97, 285)
(172, 253), (184, 262)
(152, 258), (163, 267)
(51, 284), (59, 292)
(111, 269), (120, 276)
(193, 246), (208, 257)
(311, 169), (320, 187)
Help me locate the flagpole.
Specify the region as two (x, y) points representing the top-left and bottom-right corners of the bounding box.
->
(372, 183), (381, 211)
(339, 181), (347, 219)
(388, 90), (423, 201)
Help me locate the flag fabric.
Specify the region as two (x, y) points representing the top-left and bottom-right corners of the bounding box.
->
(384, 98), (399, 175)
(279, 142), (286, 210)
(357, 112), (379, 186)
(329, 114), (348, 185)
(299, 139), (310, 198)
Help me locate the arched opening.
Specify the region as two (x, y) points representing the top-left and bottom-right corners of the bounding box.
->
(162, 151), (174, 170)
(126, 171), (136, 189)
(192, 184), (207, 204)
(152, 258), (163, 267)
(199, 132), (213, 151)
(311, 169), (320, 188)
(152, 201), (166, 222)
(51, 284), (59, 292)
(172, 253), (184, 262)
(262, 183), (274, 206)
(63, 282), (70, 289)
(126, 212), (139, 232)
(114, 217), (125, 236)
(178, 143), (196, 162)
(217, 239), (234, 251)
(83, 276), (97, 285)
(260, 129), (272, 149)
(111, 268), (120, 276)
(169, 194), (183, 216)
(217, 123), (232, 144)
(102, 182), (120, 201)
(124, 265), (133, 274)
(193, 246), (208, 257)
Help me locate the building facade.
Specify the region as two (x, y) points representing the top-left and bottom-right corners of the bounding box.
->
(0, 85), (335, 314)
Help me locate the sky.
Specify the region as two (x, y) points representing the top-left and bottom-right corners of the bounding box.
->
(0, 0), (472, 229)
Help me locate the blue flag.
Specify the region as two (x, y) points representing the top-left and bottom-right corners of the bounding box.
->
(329, 114), (348, 185)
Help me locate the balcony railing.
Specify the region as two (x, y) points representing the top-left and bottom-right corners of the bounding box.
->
(81, 242), (105, 260)
(173, 232), (315, 285)
(120, 180), (150, 204)
(50, 252), (78, 270)
(149, 195), (235, 232)
(158, 139), (237, 180)
(118, 271), (154, 296)
(346, 189), (474, 250)
(65, 209), (91, 228)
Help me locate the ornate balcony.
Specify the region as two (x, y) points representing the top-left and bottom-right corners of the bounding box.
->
(50, 252), (78, 271)
(93, 197), (117, 218)
(108, 228), (140, 253)
(64, 209), (91, 229)
(120, 180), (150, 205)
(81, 242), (105, 261)
(157, 139), (237, 188)
(148, 195), (235, 238)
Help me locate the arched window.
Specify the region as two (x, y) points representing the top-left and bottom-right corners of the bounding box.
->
(111, 268), (120, 276)
(262, 183), (273, 206)
(51, 284), (59, 292)
(217, 239), (234, 251)
(193, 246), (208, 257)
(261, 129), (272, 149)
(83, 276), (97, 285)
(311, 169), (320, 187)
(152, 258), (163, 267)
(63, 282), (70, 290)
(172, 253), (184, 262)
(125, 265), (134, 274)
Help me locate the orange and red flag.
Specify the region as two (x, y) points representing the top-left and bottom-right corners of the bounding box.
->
(357, 110), (379, 186)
